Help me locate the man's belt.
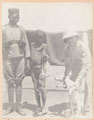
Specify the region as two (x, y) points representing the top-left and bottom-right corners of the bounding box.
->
(4, 40), (20, 46)
(4, 40), (26, 48)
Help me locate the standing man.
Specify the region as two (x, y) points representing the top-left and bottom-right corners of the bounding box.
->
(2, 8), (30, 116)
(62, 31), (92, 116)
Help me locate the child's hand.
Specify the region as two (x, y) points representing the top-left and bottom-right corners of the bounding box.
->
(65, 77), (75, 89)
(39, 72), (45, 80)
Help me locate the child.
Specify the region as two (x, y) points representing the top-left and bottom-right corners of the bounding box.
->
(30, 30), (48, 115)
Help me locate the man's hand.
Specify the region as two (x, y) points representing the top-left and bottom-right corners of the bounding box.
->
(75, 78), (81, 90)
(65, 77), (75, 89)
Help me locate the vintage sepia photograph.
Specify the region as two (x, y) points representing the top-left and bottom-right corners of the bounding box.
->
(2, 2), (93, 118)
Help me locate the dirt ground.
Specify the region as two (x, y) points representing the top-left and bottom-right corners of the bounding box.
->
(3, 65), (91, 118)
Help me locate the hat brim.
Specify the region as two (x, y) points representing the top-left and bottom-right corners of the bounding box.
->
(63, 34), (79, 42)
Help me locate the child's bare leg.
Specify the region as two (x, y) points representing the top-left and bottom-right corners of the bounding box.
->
(42, 89), (46, 108)
(41, 88), (47, 114)
(35, 90), (41, 108)
(39, 68), (47, 114)
(42, 88), (47, 114)
(32, 72), (41, 111)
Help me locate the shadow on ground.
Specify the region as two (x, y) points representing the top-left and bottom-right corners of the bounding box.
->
(3, 102), (70, 117)
(23, 101), (47, 117)
(48, 102), (69, 117)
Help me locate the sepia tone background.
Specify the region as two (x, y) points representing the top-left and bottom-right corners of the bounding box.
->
(0, 1), (94, 120)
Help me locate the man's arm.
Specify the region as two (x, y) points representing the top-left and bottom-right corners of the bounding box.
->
(21, 27), (31, 71)
(2, 26), (7, 61)
(21, 28), (30, 58)
(63, 46), (72, 79)
(75, 42), (91, 85)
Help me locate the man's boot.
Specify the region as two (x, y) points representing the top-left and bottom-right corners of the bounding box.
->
(4, 86), (14, 115)
(15, 84), (26, 116)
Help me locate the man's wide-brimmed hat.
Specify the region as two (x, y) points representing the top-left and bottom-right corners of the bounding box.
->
(63, 31), (79, 41)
